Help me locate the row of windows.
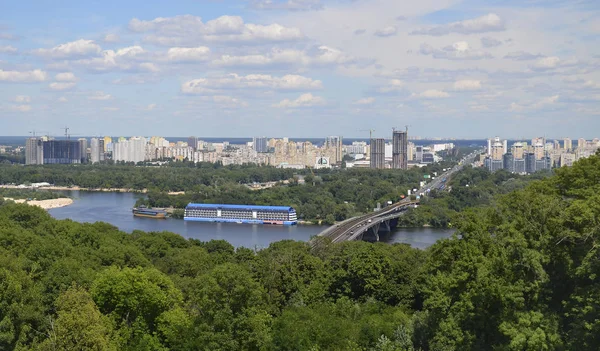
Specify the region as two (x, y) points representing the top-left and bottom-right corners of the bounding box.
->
(186, 210), (293, 220)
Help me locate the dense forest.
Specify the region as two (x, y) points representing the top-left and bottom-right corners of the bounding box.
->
(0, 188), (64, 201)
(398, 167), (552, 228)
(0, 151), (599, 350)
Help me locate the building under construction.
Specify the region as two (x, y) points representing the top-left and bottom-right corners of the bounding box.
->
(392, 129), (408, 170)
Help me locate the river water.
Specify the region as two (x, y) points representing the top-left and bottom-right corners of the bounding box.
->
(48, 191), (453, 249)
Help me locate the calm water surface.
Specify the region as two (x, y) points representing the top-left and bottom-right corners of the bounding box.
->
(49, 191), (452, 249)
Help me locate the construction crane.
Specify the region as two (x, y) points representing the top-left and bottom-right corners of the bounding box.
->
(63, 126), (70, 140)
(359, 129), (375, 140)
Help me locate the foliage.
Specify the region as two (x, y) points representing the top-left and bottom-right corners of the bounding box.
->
(0, 151), (598, 350)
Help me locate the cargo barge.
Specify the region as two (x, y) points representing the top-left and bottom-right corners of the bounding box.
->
(132, 206), (167, 219)
(184, 203), (297, 225)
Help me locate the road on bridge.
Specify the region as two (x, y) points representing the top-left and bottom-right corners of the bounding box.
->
(314, 150), (481, 244)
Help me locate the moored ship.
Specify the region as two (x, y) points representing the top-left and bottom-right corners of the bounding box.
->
(132, 206), (167, 219)
(184, 203), (297, 225)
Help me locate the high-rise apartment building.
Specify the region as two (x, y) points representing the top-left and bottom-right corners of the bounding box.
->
(415, 146), (423, 163)
(187, 136), (199, 151)
(25, 137), (43, 165)
(253, 137), (268, 153)
(103, 136), (112, 153)
(325, 136), (343, 164)
(533, 141), (545, 160)
(370, 138), (386, 169)
(392, 130), (408, 169)
(113, 137), (147, 163)
(491, 140), (504, 160)
(512, 142), (525, 159)
(563, 138), (572, 151)
(90, 138), (105, 164)
(42, 140), (82, 164)
(78, 138), (88, 163)
(553, 140), (561, 151)
(578, 138), (587, 149)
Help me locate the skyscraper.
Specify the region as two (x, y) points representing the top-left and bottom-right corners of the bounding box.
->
(392, 130), (408, 169)
(325, 136), (343, 164)
(90, 138), (105, 164)
(491, 141), (504, 160)
(25, 137), (43, 165)
(78, 138), (88, 163)
(578, 138), (587, 149)
(253, 137), (268, 153)
(415, 145), (423, 163)
(187, 136), (199, 151)
(42, 140), (82, 164)
(370, 138), (385, 169)
(113, 137), (147, 163)
(512, 142), (525, 159)
(564, 138), (572, 151)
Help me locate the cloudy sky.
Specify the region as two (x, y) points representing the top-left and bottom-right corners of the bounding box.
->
(1, 0), (599, 138)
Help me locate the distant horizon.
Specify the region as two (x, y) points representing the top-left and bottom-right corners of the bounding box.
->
(1, 1), (599, 137)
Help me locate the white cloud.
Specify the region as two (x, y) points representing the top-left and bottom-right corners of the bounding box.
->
(247, 0), (322, 11)
(377, 79), (404, 93)
(420, 42), (492, 60)
(34, 39), (102, 58)
(0, 46), (17, 53)
(10, 104), (31, 112)
(129, 15), (304, 46)
(454, 80), (482, 91)
(182, 73), (323, 94)
(354, 97), (375, 105)
(89, 91), (112, 100)
(510, 95), (560, 111)
(14, 95), (31, 103)
(480, 37), (502, 48)
(103, 34), (120, 43)
(145, 103), (157, 110)
(103, 107), (119, 111)
(274, 93), (325, 108)
(374, 26), (397, 37)
(72, 46), (157, 73)
(531, 56), (561, 70)
(583, 80), (600, 89)
(411, 13), (505, 36)
(213, 46), (357, 68)
(55, 72), (78, 82)
(413, 89), (450, 99)
(167, 47), (211, 62)
(0, 69), (47, 83)
(49, 82), (76, 91)
(504, 51), (544, 61)
(58, 97), (68, 103)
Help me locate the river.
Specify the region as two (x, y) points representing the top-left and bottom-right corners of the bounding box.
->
(48, 191), (453, 249)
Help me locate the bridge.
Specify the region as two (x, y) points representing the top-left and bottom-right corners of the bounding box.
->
(313, 150), (481, 244)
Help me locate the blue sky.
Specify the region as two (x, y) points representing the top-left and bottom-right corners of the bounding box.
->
(1, 0), (599, 138)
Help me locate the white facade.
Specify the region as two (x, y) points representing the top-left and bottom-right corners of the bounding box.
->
(90, 138), (103, 164)
(113, 137), (147, 163)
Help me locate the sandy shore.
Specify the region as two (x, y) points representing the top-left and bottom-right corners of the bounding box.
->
(0, 185), (147, 193)
(4, 197), (74, 210)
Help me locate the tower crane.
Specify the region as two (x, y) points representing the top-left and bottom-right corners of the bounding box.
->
(359, 129), (375, 140)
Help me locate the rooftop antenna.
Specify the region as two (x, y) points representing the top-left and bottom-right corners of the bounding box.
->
(63, 126), (70, 140)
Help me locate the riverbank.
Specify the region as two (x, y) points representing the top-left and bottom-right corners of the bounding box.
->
(0, 184), (147, 193)
(4, 197), (74, 210)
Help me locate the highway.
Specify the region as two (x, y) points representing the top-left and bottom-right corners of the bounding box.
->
(314, 150), (481, 244)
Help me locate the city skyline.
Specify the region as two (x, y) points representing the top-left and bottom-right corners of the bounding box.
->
(1, 1), (599, 137)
